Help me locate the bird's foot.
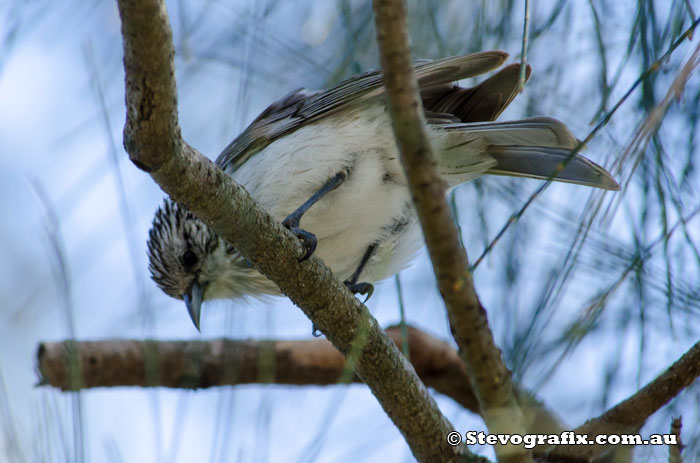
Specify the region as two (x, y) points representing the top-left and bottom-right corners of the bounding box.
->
(344, 281), (374, 303)
(282, 217), (317, 261)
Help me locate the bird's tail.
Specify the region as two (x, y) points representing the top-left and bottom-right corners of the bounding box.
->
(437, 117), (619, 191)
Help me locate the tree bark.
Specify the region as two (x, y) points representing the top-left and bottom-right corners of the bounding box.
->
(371, 1), (528, 462)
(115, 0), (472, 461)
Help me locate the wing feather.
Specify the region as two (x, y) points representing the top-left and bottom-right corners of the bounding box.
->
(216, 51), (509, 171)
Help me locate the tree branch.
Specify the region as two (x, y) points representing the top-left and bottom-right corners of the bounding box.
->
(36, 325), (563, 438)
(550, 339), (700, 461)
(115, 1), (467, 461)
(371, 1), (528, 462)
(669, 417), (684, 463)
(34, 327), (483, 408)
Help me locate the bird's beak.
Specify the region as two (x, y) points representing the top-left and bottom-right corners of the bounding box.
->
(183, 282), (204, 331)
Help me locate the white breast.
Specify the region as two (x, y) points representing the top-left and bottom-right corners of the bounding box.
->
(230, 103), (489, 284)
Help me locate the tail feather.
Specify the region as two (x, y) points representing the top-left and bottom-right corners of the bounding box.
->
(442, 117), (578, 149)
(437, 118), (619, 190)
(487, 146), (619, 190)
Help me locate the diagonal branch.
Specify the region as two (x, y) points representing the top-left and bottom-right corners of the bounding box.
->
(549, 339), (700, 461)
(371, 1), (529, 462)
(116, 1), (468, 461)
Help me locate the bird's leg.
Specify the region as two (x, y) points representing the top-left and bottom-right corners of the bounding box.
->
(282, 170), (347, 261)
(343, 243), (377, 302)
(312, 243), (378, 337)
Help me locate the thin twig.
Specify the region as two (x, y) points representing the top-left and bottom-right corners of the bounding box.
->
(394, 274), (410, 359)
(669, 417), (684, 463)
(518, 0), (531, 92)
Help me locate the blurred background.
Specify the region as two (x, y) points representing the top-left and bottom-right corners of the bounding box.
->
(1, 0), (699, 461)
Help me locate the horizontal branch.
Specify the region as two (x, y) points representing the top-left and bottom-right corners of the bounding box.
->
(37, 325), (563, 437)
(37, 327), (474, 396)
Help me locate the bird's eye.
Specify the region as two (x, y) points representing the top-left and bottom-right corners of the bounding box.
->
(181, 249), (197, 268)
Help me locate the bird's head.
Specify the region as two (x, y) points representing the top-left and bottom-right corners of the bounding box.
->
(147, 199), (273, 330)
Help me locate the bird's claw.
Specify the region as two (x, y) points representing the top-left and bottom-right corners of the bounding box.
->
(282, 219), (317, 261)
(344, 281), (374, 303)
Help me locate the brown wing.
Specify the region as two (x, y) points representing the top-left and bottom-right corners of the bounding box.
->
(422, 63), (531, 124)
(216, 51), (509, 172)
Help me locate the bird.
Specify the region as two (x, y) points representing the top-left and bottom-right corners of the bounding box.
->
(147, 50), (619, 331)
